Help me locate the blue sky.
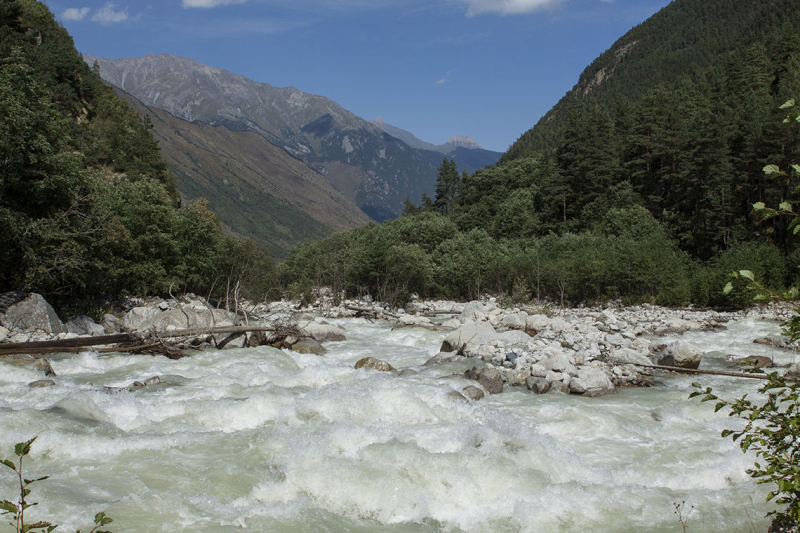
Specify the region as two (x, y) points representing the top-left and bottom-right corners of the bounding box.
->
(45, 0), (672, 152)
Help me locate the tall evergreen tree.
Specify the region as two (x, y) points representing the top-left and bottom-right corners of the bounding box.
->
(434, 157), (459, 214)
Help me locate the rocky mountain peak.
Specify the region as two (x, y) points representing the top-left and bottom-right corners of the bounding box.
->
(446, 135), (482, 150)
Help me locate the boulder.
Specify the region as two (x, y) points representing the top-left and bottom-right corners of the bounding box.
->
(462, 386), (485, 402)
(0, 325), (8, 342)
(123, 307), (160, 331)
(0, 354), (55, 376)
(658, 341), (703, 369)
(477, 367), (503, 394)
(549, 317), (572, 333)
(424, 351), (463, 366)
(459, 301), (487, 322)
(540, 354), (577, 376)
(66, 315), (105, 336)
(610, 348), (652, 367)
(448, 391), (469, 403)
(101, 314), (124, 334)
(525, 314), (550, 332)
(526, 377), (550, 394)
(290, 338), (327, 356)
(29, 379), (56, 388)
(354, 357), (395, 372)
(1, 293), (65, 335)
(440, 321), (496, 353)
(569, 367), (616, 397)
(500, 312), (528, 330)
(736, 356), (773, 369)
(547, 381), (570, 394)
(441, 318), (462, 329)
(139, 307), (236, 332)
(492, 330), (533, 346)
(300, 323), (347, 342)
(786, 363), (800, 379)
(753, 337), (792, 349)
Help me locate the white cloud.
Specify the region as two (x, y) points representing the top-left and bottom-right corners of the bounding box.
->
(182, 0), (247, 8)
(91, 3), (129, 24)
(459, 0), (562, 16)
(61, 7), (90, 21)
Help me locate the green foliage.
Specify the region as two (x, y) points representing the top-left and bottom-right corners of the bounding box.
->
(690, 376), (800, 528)
(1, 437), (113, 533)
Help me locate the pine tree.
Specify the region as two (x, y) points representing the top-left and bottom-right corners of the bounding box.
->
(434, 158), (459, 214)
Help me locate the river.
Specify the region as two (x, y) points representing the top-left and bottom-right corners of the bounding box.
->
(0, 315), (796, 532)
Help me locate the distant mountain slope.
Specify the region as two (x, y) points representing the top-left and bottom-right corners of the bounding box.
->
(502, 0), (800, 163)
(118, 89), (370, 259)
(370, 119), (502, 172)
(85, 53), (445, 220)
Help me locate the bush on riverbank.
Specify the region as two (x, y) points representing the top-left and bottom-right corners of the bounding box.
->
(279, 208), (794, 308)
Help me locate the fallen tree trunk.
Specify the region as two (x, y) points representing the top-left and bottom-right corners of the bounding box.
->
(0, 333), (142, 353)
(155, 325), (275, 339)
(634, 363), (773, 380)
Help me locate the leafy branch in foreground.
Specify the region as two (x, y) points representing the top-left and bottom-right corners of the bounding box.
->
(690, 375), (799, 530)
(1, 438), (113, 533)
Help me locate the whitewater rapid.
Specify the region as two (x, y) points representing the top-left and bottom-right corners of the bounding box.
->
(0, 317), (796, 532)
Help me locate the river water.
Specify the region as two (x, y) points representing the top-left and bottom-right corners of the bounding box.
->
(0, 316), (797, 532)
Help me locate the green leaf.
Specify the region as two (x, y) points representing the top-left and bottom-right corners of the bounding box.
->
(753, 202), (766, 211)
(779, 99), (796, 109)
(779, 202), (793, 212)
(738, 270), (755, 281)
(791, 164), (800, 175)
(15, 437), (37, 458)
(25, 476), (49, 485)
(723, 282), (734, 295)
(0, 500), (18, 514)
(1, 459), (16, 471)
(763, 164), (783, 176)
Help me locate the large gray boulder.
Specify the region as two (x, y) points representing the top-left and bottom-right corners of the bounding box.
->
(66, 315), (105, 336)
(0, 294), (65, 335)
(658, 341), (703, 369)
(786, 362), (800, 379)
(525, 314), (550, 332)
(500, 312), (528, 330)
(569, 367), (616, 397)
(477, 368), (503, 394)
(135, 307), (236, 332)
(123, 307), (160, 331)
(290, 338), (327, 355)
(610, 348), (652, 367)
(299, 323), (346, 342)
(354, 357), (395, 372)
(492, 329), (533, 346)
(441, 321), (496, 353)
(459, 301), (487, 322)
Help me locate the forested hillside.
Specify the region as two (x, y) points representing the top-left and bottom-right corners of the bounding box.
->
(281, 0), (800, 308)
(0, 0), (273, 302)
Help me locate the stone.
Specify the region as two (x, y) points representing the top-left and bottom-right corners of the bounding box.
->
(459, 301), (487, 322)
(529, 364), (547, 378)
(605, 333), (626, 346)
(0, 325), (8, 342)
(492, 330), (533, 346)
(123, 307), (160, 331)
(66, 315), (105, 336)
(0, 354), (55, 376)
(753, 337), (792, 349)
(477, 368), (503, 394)
(464, 366), (481, 381)
(440, 321), (496, 353)
(290, 338), (327, 355)
(569, 367), (616, 397)
(540, 354), (577, 376)
(139, 307), (236, 332)
(300, 323), (347, 342)
(526, 377), (550, 394)
(29, 379), (55, 388)
(448, 391), (469, 403)
(462, 386), (485, 401)
(442, 318), (462, 329)
(354, 357), (395, 372)
(525, 314), (550, 332)
(158, 301), (170, 311)
(1, 293), (65, 335)
(547, 381), (570, 394)
(786, 363), (800, 379)
(500, 312), (528, 330)
(658, 341), (703, 369)
(144, 376), (161, 385)
(101, 314), (124, 334)
(548, 317), (571, 333)
(424, 351), (462, 366)
(399, 369), (418, 376)
(610, 348), (652, 367)
(737, 356), (773, 369)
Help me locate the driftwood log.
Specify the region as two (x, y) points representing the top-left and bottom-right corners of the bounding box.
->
(634, 362), (780, 380)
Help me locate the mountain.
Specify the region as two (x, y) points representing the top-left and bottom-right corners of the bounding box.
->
(370, 119), (502, 172)
(502, 0), (800, 163)
(84, 53), (446, 221)
(116, 89), (370, 259)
